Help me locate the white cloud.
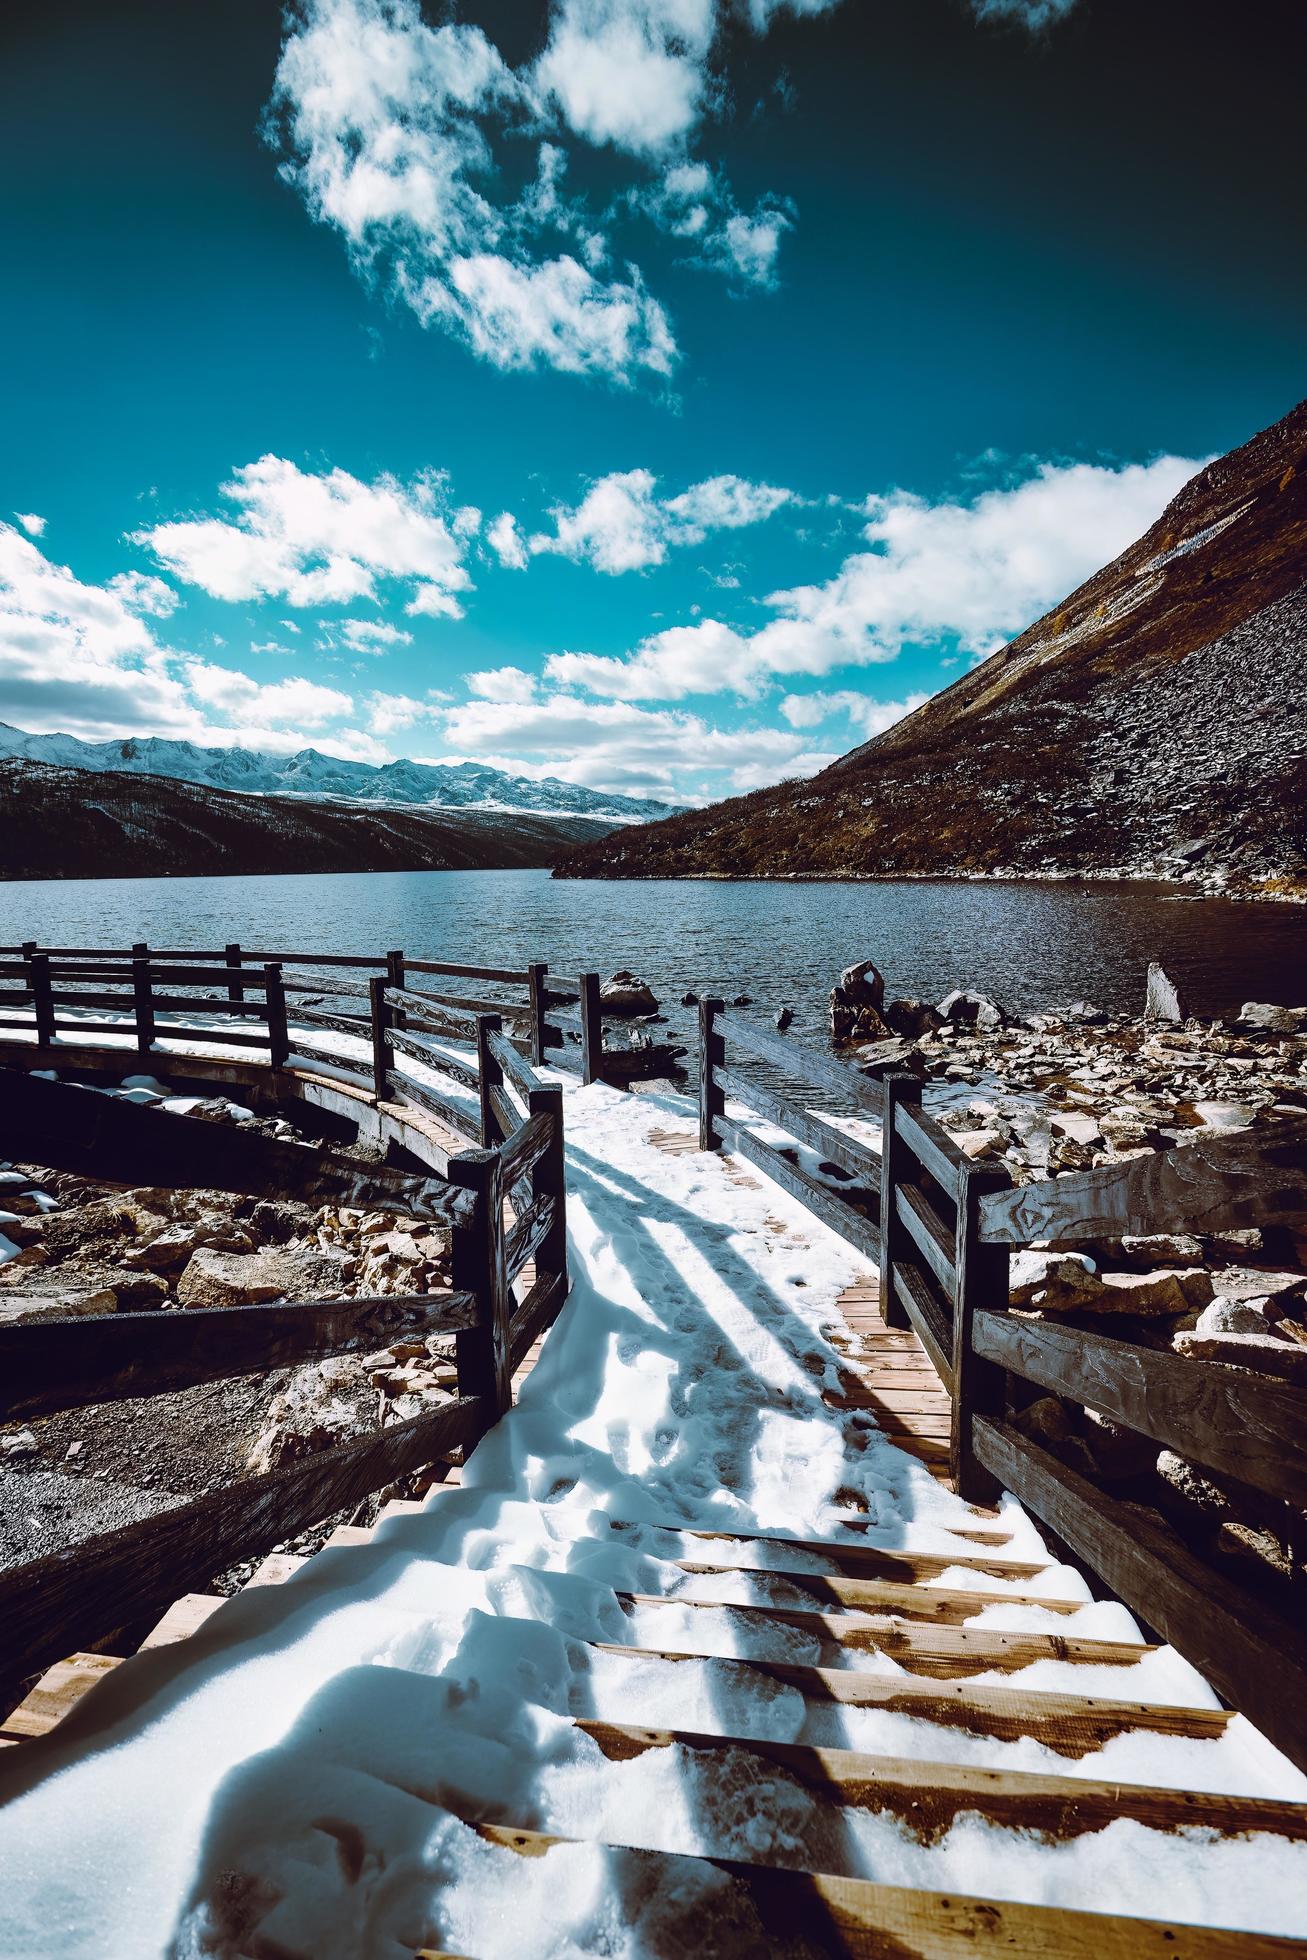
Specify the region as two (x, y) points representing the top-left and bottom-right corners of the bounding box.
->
(181, 662), (352, 728)
(545, 452), (1201, 699)
(465, 666), (538, 703)
(136, 456), (474, 617)
(364, 689), (432, 735)
(487, 511), (529, 570)
(435, 688), (827, 801)
(971, 0), (1080, 28)
(529, 467), (794, 573)
(339, 617), (414, 652)
(535, 0), (716, 157)
(779, 688), (930, 736)
(637, 160), (792, 288)
(105, 570), (179, 616)
(14, 513), (46, 539)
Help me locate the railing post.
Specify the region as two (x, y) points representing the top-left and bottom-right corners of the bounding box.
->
(528, 1083), (568, 1293)
(527, 961), (548, 1067)
(264, 962), (289, 1069)
(579, 971), (603, 1085)
(225, 942), (244, 1007)
(449, 1148), (512, 1418)
(699, 995), (725, 1151)
(131, 944), (154, 1054)
(369, 975), (391, 1102)
(27, 950), (54, 1048)
(386, 949), (406, 1030)
(951, 1161), (1012, 1504)
(877, 1072), (923, 1329)
(477, 1012), (503, 1147)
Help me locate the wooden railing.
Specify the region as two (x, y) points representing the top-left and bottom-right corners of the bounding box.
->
(0, 979), (574, 1691)
(699, 1004), (1307, 1772)
(0, 942), (611, 1086)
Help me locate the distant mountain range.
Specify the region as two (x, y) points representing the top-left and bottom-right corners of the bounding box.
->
(0, 725), (675, 825)
(0, 759), (618, 881)
(557, 398), (1307, 898)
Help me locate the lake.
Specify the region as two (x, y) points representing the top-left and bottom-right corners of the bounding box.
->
(2, 871), (1302, 1060)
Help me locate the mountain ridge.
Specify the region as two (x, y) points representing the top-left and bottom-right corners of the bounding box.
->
(555, 399), (1307, 897)
(0, 726), (675, 825)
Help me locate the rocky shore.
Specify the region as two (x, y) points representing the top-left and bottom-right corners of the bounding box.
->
(0, 1094), (459, 1580)
(831, 957), (1307, 1607)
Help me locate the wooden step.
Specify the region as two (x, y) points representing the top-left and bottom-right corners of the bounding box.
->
(602, 1523), (1053, 1585)
(670, 1564), (1087, 1618)
(419, 1824), (1303, 1957)
(613, 1593), (1154, 1678)
(0, 1652), (121, 1743)
(573, 1720), (1307, 1843)
(599, 1509), (1015, 1549)
(590, 1645), (1231, 1753)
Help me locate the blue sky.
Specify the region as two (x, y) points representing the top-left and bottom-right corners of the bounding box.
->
(2, 0), (1304, 803)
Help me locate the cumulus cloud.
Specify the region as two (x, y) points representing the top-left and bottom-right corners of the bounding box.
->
(545, 452), (1200, 700)
(13, 513), (46, 538)
(436, 689), (830, 800)
(135, 456), (474, 617)
(487, 511), (529, 569)
(535, 0), (717, 157)
(779, 688), (930, 736)
(338, 617), (414, 652)
(465, 666), (538, 703)
(527, 467), (794, 573)
(636, 159), (792, 288)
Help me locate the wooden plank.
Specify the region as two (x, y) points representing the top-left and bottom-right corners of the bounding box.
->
(386, 1027), (479, 1092)
(973, 1417), (1307, 1776)
(0, 1291), (478, 1424)
(405, 986), (532, 1029)
(424, 1833), (1306, 1958)
(718, 1010), (885, 1121)
(650, 1527), (1047, 1584)
(404, 958), (529, 985)
(138, 1593), (225, 1650)
(486, 1025), (540, 1103)
(0, 1394), (489, 1687)
(0, 1070), (474, 1225)
(245, 1552), (308, 1587)
(889, 1259), (953, 1387)
(287, 1004), (371, 1040)
(393, 1070), (481, 1144)
(386, 985), (478, 1035)
(895, 1099), (968, 1199)
(488, 1081), (520, 1144)
(979, 1114), (1307, 1247)
(592, 1642), (1230, 1749)
(973, 1311), (1307, 1509)
(509, 1267), (568, 1373)
(670, 1568), (1084, 1619)
(894, 1182), (957, 1302)
(716, 1115), (881, 1265)
(951, 1162), (1011, 1502)
(1, 1654), (123, 1740)
(573, 1720), (1307, 1844)
(716, 1064), (878, 1182)
(498, 1109), (553, 1189)
(613, 1594), (1153, 1679)
(504, 1193), (558, 1283)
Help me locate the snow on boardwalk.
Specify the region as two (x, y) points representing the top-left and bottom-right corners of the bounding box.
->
(1, 1076), (1306, 1957)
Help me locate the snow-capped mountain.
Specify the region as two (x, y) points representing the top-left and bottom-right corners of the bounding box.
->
(0, 726), (677, 823)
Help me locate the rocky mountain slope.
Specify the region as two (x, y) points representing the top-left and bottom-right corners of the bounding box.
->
(0, 760), (615, 880)
(557, 399), (1307, 895)
(0, 727), (674, 824)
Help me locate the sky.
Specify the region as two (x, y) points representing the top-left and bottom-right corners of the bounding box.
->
(2, 0), (1305, 807)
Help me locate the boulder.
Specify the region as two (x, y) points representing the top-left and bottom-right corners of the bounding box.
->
(1237, 1001), (1307, 1035)
(600, 971), (659, 1016)
(937, 989), (1006, 1030)
(122, 1225), (201, 1273)
(1008, 1249), (1101, 1312)
(177, 1244), (345, 1309)
(883, 998), (945, 1040)
(775, 1006), (793, 1032)
(839, 960), (885, 1007)
(1190, 1099), (1256, 1132)
(1097, 1267), (1214, 1315)
(856, 1037), (923, 1079)
(246, 1358), (376, 1474)
(1173, 1329), (1307, 1381)
(1144, 962), (1183, 1024)
(0, 1287), (117, 1328)
(1049, 1108), (1102, 1147)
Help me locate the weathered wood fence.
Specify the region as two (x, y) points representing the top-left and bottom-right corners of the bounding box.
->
(699, 1002), (1307, 1772)
(0, 995), (571, 1689)
(0, 942), (611, 1086)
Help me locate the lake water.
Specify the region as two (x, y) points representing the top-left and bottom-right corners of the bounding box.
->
(2, 871), (1302, 1060)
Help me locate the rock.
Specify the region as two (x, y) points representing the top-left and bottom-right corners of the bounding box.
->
(883, 998), (945, 1040)
(681, 992), (698, 1008)
(1114, 1232), (1205, 1268)
(1008, 1250), (1101, 1311)
(1190, 1099), (1256, 1131)
(177, 1244), (346, 1309)
(1144, 962), (1183, 1023)
(839, 960), (885, 1007)
(1237, 1001), (1307, 1034)
(250, 1198), (317, 1244)
(1097, 1268), (1215, 1315)
(1013, 1395), (1074, 1445)
(1173, 1330), (1307, 1381)
(600, 971), (659, 1016)
(122, 1226), (201, 1273)
(1, 1429), (39, 1458)
(855, 1038), (923, 1078)
(1205, 1266), (1306, 1306)
(775, 1006), (793, 1032)
(1082, 1409), (1159, 1480)
(1049, 1108), (1102, 1147)
(0, 1286), (117, 1327)
(937, 989), (1006, 1030)
(732, 993), (753, 1008)
(1192, 1296), (1281, 1338)
(246, 1358), (376, 1474)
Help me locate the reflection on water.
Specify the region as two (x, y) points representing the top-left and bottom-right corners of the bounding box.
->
(1, 870), (1302, 1056)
